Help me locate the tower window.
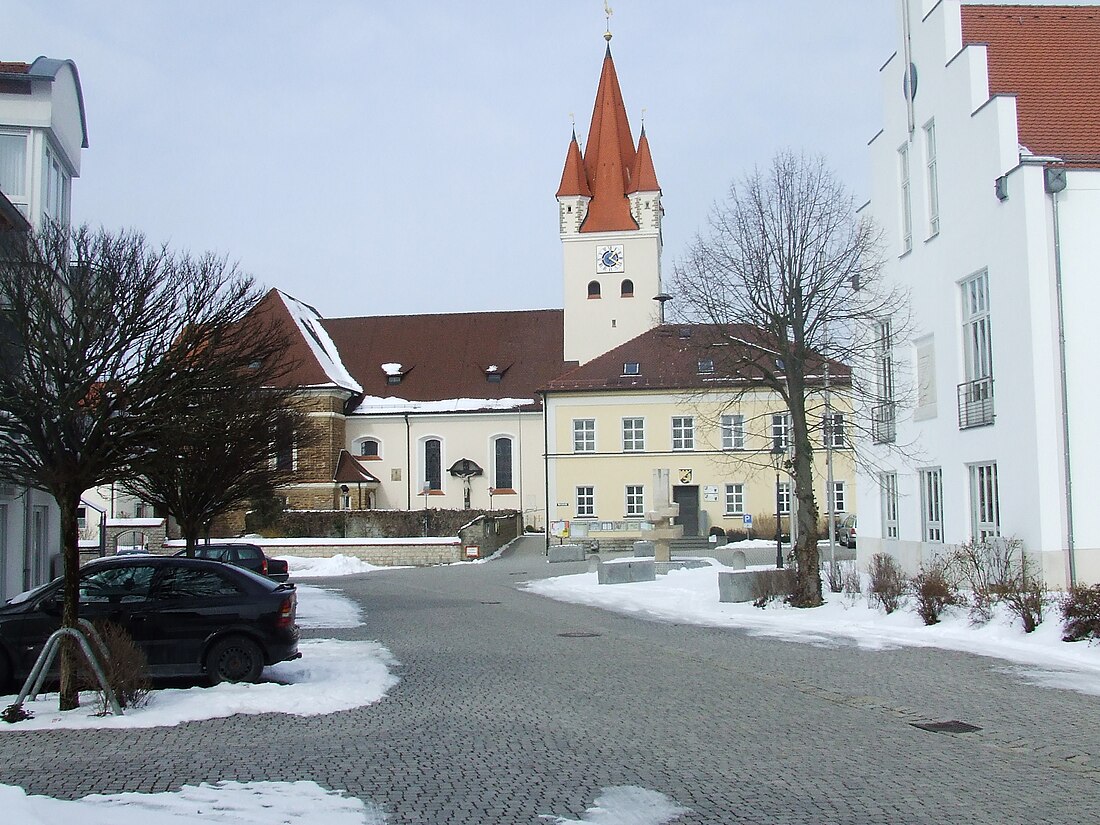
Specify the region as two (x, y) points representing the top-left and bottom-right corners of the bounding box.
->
(623, 362), (640, 376)
(620, 279), (634, 298)
(587, 281), (601, 299)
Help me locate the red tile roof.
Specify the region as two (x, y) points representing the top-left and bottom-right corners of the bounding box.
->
(627, 126), (660, 193)
(545, 325), (849, 393)
(962, 5), (1100, 167)
(333, 450), (380, 484)
(0, 62), (30, 74)
(555, 132), (592, 198)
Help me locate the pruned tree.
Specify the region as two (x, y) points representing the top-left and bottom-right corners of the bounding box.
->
(673, 151), (907, 607)
(0, 223), (266, 709)
(122, 285), (311, 555)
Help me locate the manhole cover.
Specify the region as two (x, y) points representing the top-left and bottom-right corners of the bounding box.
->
(558, 631), (601, 638)
(910, 720), (982, 734)
(508, 572), (528, 576)
(480, 600), (501, 605)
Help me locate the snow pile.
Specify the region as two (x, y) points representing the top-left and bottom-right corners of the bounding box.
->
(525, 561), (1100, 695)
(543, 786), (689, 825)
(285, 554), (391, 577)
(0, 780), (385, 825)
(351, 395), (533, 414)
(296, 584), (364, 628)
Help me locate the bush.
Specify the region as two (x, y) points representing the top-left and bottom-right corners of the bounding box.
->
(1001, 550), (1046, 633)
(949, 537), (1045, 630)
(1061, 583), (1100, 643)
(78, 621), (152, 712)
(841, 562), (862, 604)
(868, 553), (907, 614)
(723, 529), (748, 543)
(822, 559), (843, 594)
(911, 561), (959, 626)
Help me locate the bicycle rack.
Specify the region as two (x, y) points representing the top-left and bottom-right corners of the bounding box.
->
(15, 618), (123, 716)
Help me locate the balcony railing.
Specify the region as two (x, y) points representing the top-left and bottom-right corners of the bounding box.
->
(958, 377), (994, 429)
(871, 402), (896, 444)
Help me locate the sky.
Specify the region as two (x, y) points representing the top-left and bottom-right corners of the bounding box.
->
(8, 1), (900, 319)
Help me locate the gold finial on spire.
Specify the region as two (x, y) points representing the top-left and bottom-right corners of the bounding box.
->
(604, 1), (613, 42)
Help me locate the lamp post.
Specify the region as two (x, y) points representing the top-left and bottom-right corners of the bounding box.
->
(771, 442), (785, 569)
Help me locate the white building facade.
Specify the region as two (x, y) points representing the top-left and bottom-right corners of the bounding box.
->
(857, 1), (1100, 586)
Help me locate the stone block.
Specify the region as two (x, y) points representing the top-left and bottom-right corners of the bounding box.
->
(718, 568), (796, 603)
(548, 543), (587, 563)
(655, 558), (712, 575)
(633, 541), (655, 557)
(728, 550), (747, 570)
(597, 558), (656, 584)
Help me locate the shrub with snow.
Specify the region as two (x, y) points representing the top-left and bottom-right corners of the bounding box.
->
(1061, 583), (1100, 643)
(868, 553), (907, 614)
(911, 561), (960, 626)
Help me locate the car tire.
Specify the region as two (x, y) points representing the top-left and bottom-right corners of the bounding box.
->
(205, 636), (264, 684)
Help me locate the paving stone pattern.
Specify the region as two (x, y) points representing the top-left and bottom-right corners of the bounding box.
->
(1, 537), (1097, 823)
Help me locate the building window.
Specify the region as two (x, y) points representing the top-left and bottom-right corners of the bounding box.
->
(76, 506), (87, 530)
(424, 438), (442, 491)
(920, 467), (944, 542)
(898, 143), (913, 253)
(494, 437), (513, 490)
(42, 143), (69, 225)
(724, 483), (745, 516)
(620, 279), (634, 297)
(881, 472), (899, 539)
(274, 418), (295, 471)
(771, 413), (790, 451)
(959, 270), (994, 428)
(587, 280), (601, 299)
(623, 362), (640, 376)
(386, 374), (402, 385)
(721, 414), (744, 450)
(341, 492), (352, 510)
(697, 358), (714, 374)
(360, 439), (380, 458)
(672, 416), (694, 450)
(827, 481), (846, 515)
(969, 462), (999, 541)
(576, 486), (595, 518)
(778, 482), (791, 515)
(873, 319), (896, 443)
(924, 120), (939, 236)
(573, 419), (596, 452)
(0, 132), (28, 200)
(823, 413), (845, 448)
(625, 485), (644, 517)
(622, 417), (644, 452)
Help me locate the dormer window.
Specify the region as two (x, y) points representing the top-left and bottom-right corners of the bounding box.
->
(697, 358), (715, 374)
(588, 281), (601, 299)
(485, 364), (509, 383)
(382, 362), (407, 385)
(386, 375), (402, 386)
(623, 362), (640, 376)
(620, 279), (634, 298)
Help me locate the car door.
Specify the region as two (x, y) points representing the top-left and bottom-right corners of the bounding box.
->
(77, 563), (159, 661)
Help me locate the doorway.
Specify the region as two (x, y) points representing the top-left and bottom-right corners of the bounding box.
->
(672, 486), (700, 536)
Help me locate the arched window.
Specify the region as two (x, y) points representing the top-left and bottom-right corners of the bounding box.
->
(359, 438), (380, 458)
(494, 437), (513, 490)
(587, 280), (601, 299)
(424, 439), (442, 491)
(620, 279), (634, 298)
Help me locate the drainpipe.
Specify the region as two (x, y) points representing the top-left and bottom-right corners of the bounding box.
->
(541, 391), (550, 556)
(404, 413), (412, 510)
(1046, 166), (1076, 587)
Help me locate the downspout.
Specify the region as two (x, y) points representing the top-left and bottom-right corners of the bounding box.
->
(1047, 167), (1077, 587)
(516, 407), (523, 525)
(541, 391), (550, 556)
(404, 413), (412, 511)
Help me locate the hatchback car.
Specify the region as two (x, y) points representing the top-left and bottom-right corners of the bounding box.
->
(0, 556), (299, 692)
(177, 543), (290, 582)
(837, 514), (858, 548)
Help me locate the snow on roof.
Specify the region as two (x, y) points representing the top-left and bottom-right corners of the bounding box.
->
(351, 395), (535, 415)
(277, 291), (363, 393)
(381, 363), (403, 376)
(105, 518), (164, 528)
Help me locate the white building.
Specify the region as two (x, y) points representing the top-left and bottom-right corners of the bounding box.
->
(0, 56), (88, 598)
(858, 1), (1100, 586)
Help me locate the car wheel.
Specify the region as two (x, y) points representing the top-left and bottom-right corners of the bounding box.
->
(205, 636), (264, 684)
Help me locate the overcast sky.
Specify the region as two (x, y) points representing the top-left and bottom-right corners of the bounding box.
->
(9, 1), (899, 319)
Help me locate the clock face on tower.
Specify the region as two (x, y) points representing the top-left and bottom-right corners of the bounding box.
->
(595, 244), (625, 274)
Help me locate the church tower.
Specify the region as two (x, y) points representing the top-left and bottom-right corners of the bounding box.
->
(557, 35), (663, 365)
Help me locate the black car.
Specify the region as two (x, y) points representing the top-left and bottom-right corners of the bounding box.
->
(0, 556), (299, 691)
(176, 543), (290, 582)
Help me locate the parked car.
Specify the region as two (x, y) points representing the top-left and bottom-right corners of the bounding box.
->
(837, 514), (857, 548)
(176, 542), (289, 582)
(0, 555), (299, 691)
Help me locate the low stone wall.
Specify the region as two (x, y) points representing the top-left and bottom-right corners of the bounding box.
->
(163, 538), (463, 567)
(718, 568), (796, 603)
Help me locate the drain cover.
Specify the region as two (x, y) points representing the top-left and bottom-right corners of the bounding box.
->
(480, 600), (501, 605)
(558, 631), (601, 638)
(910, 720), (982, 734)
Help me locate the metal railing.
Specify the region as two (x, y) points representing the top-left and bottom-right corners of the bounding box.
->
(871, 402), (896, 444)
(958, 377), (995, 429)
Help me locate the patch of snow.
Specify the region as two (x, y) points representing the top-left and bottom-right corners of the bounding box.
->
(381, 362), (402, 376)
(295, 584), (364, 628)
(1, 638), (398, 730)
(277, 291), (363, 393)
(164, 537), (458, 549)
(525, 563), (1100, 695)
(351, 395), (534, 414)
(285, 554), (395, 577)
(0, 780), (385, 825)
(105, 518), (163, 528)
(541, 786), (689, 825)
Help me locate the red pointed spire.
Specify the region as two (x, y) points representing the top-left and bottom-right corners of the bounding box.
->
(579, 47), (637, 233)
(627, 125), (660, 193)
(556, 130), (591, 198)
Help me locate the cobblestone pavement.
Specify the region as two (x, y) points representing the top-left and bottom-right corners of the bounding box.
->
(1, 537), (1097, 823)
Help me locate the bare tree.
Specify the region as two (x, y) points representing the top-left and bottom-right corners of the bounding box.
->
(0, 224), (265, 709)
(122, 290), (311, 555)
(673, 151), (907, 607)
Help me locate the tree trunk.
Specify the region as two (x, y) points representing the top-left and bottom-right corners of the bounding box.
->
(788, 371), (824, 608)
(183, 521), (200, 557)
(58, 488), (83, 710)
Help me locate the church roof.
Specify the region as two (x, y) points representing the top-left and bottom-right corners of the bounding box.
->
(555, 131), (592, 198)
(627, 126), (660, 193)
(333, 450), (380, 484)
(545, 324), (849, 393)
(579, 47), (639, 232)
(962, 5), (1100, 167)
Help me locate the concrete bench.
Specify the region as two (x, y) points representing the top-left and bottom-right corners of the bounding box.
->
(718, 568), (796, 603)
(597, 558), (656, 584)
(548, 543), (587, 563)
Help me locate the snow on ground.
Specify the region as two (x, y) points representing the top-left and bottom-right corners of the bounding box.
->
(284, 554), (393, 578)
(0, 780), (384, 825)
(1, 585), (398, 730)
(543, 786), (690, 824)
(525, 560), (1100, 696)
